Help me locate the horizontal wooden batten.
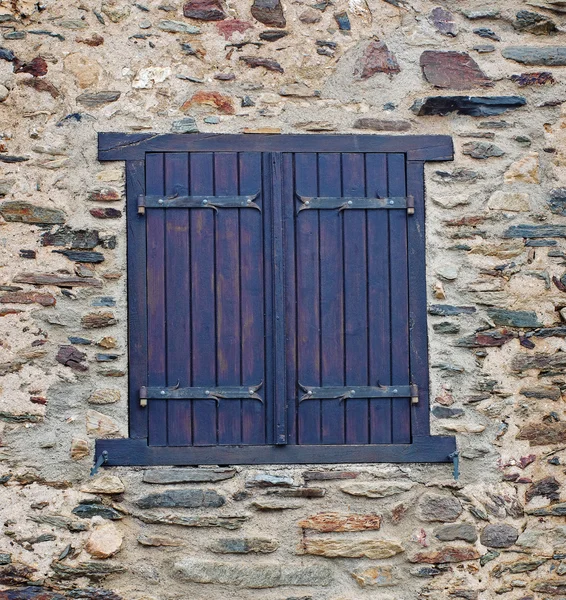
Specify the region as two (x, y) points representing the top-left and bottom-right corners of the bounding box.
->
(98, 133), (454, 162)
(96, 436), (457, 466)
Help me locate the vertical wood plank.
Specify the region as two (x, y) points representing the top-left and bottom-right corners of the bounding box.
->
(214, 152), (241, 445)
(318, 153), (345, 444)
(190, 153), (217, 445)
(388, 153), (411, 443)
(164, 153), (191, 446)
(407, 160), (430, 438)
(126, 160), (148, 439)
(239, 152), (265, 444)
(295, 153), (321, 445)
(146, 153), (167, 446)
(366, 153), (392, 444)
(342, 152), (369, 444)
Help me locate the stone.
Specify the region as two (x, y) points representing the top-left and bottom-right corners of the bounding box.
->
(0, 46), (15, 61)
(504, 153), (539, 184)
(87, 188), (121, 202)
(429, 7), (458, 36)
(334, 11), (351, 30)
(419, 494), (463, 522)
(502, 47), (566, 66)
(138, 534), (185, 547)
(81, 475), (125, 494)
(13, 56), (48, 77)
(70, 437), (89, 460)
(514, 10), (557, 35)
(239, 56), (283, 73)
(299, 8), (321, 23)
(82, 312), (117, 328)
(462, 9), (500, 18)
(55, 250), (105, 263)
(411, 96), (526, 117)
(517, 422), (566, 445)
(527, 502), (566, 516)
(143, 468), (236, 484)
(101, 0), (130, 22)
(41, 227), (100, 249)
(492, 557), (548, 578)
(14, 273), (102, 288)
(428, 305), (476, 316)
(487, 308), (541, 328)
(247, 473), (293, 487)
(549, 188), (566, 215)
(299, 539), (404, 559)
(0, 555), (10, 566)
(303, 471), (359, 481)
(351, 565), (395, 588)
(56, 345), (88, 371)
(353, 118), (410, 131)
(135, 513), (248, 529)
(51, 560), (125, 580)
(432, 406), (464, 418)
(521, 386), (561, 400)
(420, 51), (491, 90)
(480, 524), (519, 548)
(183, 0), (226, 20)
(270, 487), (325, 498)
(462, 142), (504, 159)
(182, 91), (235, 114)
(171, 117), (199, 134)
(0, 85), (8, 102)
(90, 208), (122, 219)
(532, 582), (566, 595)
(86, 410), (120, 437)
(251, 500), (301, 511)
(525, 476), (560, 502)
(0, 291), (55, 306)
(279, 83), (316, 98)
(341, 481), (414, 498)
(298, 513), (382, 532)
(0, 564), (37, 586)
(132, 67), (172, 89)
(473, 27), (500, 41)
(354, 40), (400, 80)
(410, 546), (480, 563)
(504, 224), (566, 239)
(456, 330), (514, 348)
(259, 30), (288, 42)
(511, 72), (555, 86)
(175, 559), (332, 587)
(72, 503), (123, 520)
(76, 33), (105, 46)
(216, 19), (253, 39)
(157, 19), (201, 34)
(209, 538), (278, 554)
(488, 191), (529, 211)
(512, 352), (566, 371)
(23, 78), (61, 99)
(88, 389), (121, 405)
(434, 523), (478, 543)
(76, 91), (121, 107)
(136, 489), (225, 509)
(64, 54), (102, 88)
(0, 202), (65, 224)
(251, 0), (286, 27)
(85, 521), (123, 558)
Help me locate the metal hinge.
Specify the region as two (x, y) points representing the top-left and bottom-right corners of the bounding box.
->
(90, 450), (108, 476)
(139, 382), (263, 407)
(297, 194), (415, 215)
(299, 383), (419, 403)
(137, 192), (260, 215)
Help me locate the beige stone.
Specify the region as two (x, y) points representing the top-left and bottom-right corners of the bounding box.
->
(341, 481), (414, 498)
(299, 538), (404, 559)
(504, 153), (539, 184)
(85, 520), (123, 558)
(81, 475), (125, 494)
(63, 54), (102, 89)
(132, 67), (172, 89)
(97, 337), (117, 349)
(86, 409), (121, 437)
(101, 0), (130, 22)
(351, 565), (395, 588)
(488, 191), (530, 212)
(88, 389), (121, 405)
(70, 437), (89, 460)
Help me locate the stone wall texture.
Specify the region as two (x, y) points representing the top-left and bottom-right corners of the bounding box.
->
(1, 0), (566, 598)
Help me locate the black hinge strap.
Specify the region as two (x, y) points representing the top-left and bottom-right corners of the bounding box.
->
(137, 192), (260, 214)
(299, 384), (419, 403)
(297, 194), (414, 214)
(139, 382), (263, 407)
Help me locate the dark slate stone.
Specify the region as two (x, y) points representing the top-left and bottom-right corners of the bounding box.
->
(411, 96), (526, 117)
(209, 537), (278, 554)
(462, 141), (504, 159)
(432, 406), (464, 419)
(428, 304), (476, 316)
(355, 40), (400, 78)
(239, 56), (283, 73)
(433, 322), (460, 334)
(19, 250), (36, 259)
(526, 476), (560, 502)
(456, 330), (515, 347)
(56, 346), (88, 372)
(41, 227), (100, 249)
(534, 327), (566, 338)
(474, 44), (495, 53)
(251, 0), (286, 27)
(76, 91), (121, 107)
(502, 47), (566, 66)
(183, 0), (226, 20)
(504, 224), (566, 238)
(334, 11), (350, 30)
(473, 27), (500, 41)
(514, 10), (557, 35)
(72, 504), (123, 520)
(0, 46), (15, 61)
(96, 354), (118, 362)
(511, 71), (555, 86)
(525, 239), (557, 247)
(91, 297), (116, 307)
(259, 30), (288, 42)
(51, 561), (125, 581)
(53, 250), (105, 263)
(429, 6), (458, 36)
(434, 523), (478, 543)
(68, 337), (92, 345)
(136, 489), (225, 509)
(143, 468), (236, 484)
(420, 51), (492, 90)
(528, 503), (566, 516)
(480, 523), (519, 548)
(548, 188), (566, 215)
(0, 554), (11, 565)
(433, 168), (481, 183)
(487, 308), (541, 328)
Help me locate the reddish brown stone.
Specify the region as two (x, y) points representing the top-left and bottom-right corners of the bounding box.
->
(251, 0), (286, 28)
(391, 503), (407, 524)
(517, 421), (566, 445)
(525, 476), (560, 502)
(429, 7), (458, 36)
(420, 51), (492, 90)
(13, 273), (103, 288)
(510, 72), (556, 86)
(20, 78), (60, 98)
(216, 19), (253, 39)
(298, 513), (382, 532)
(81, 312), (117, 329)
(76, 34), (105, 46)
(409, 546), (480, 564)
(181, 91), (235, 114)
(0, 308), (23, 317)
(29, 397), (47, 405)
(444, 215), (486, 226)
(56, 345), (88, 372)
(89, 208), (122, 219)
(87, 188), (121, 202)
(0, 202), (66, 224)
(13, 56), (48, 77)
(183, 0), (226, 20)
(0, 292), (55, 307)
(355, 40), (400, 79)
(239, 56), (284, 73)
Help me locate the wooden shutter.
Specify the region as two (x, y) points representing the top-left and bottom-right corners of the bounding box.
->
(96, 133), (456, 466)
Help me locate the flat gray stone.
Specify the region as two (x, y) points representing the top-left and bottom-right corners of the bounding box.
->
(136, 489), (225, 509)
(143, 468), (236, 484)
(502, 46), (566, 65)
(434, 523), (478, 543)
(480, 523), (519, 548)
(419, 494), (463, 522)
(209, 538), (279, 554)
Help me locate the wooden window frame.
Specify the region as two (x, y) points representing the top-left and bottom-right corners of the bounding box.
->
(96, 133), (456, 466)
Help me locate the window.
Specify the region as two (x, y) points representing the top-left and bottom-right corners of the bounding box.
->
(96, 133), (456, 466)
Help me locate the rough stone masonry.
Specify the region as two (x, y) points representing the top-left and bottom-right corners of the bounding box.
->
(1, 0), (566, 598)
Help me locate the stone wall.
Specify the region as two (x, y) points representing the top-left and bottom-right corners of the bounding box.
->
(1, 0), (566, 598)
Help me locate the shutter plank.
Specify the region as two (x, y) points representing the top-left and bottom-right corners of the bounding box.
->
(296, 153), (321, 445)
(366, 153), (392, 444)
(164, 153), (192, 445)
(342, 153), (369, 444)
(146, 153), (167, 446)
(388, 153), (411, 443)
(214, 153), (242, 445)
(318, 153), (345, 444)
(239, 152), (265, 444)
(190, 153), (217, 445)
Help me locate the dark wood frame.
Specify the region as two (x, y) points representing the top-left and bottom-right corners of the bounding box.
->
(96, 133), (456, 466)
